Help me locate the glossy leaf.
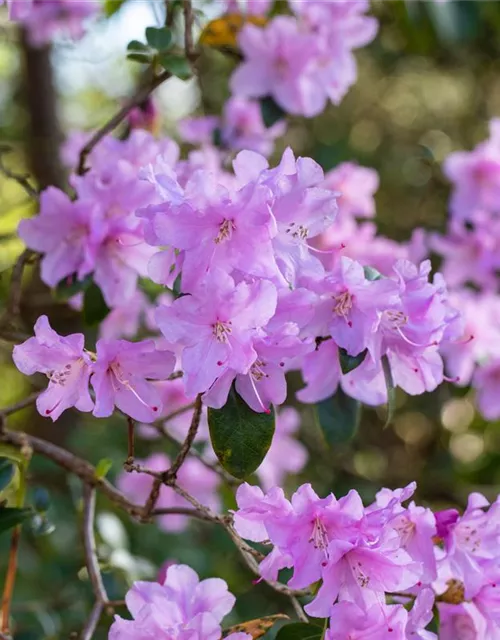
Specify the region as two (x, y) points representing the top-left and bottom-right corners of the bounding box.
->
(0, 458), (15, 493)
(338, 347), (367, 375)
(158, 54), (192, 80)
(127, 52), (153, 64)
(275, 622), (323, 640)
(260, 96), (286, 128)
(145, 26), (172, 51)
(208, 386), (275, 479)
(315, 387), (361, 446)
(0, 507), (32, 535)
(127, 39), (149, 52)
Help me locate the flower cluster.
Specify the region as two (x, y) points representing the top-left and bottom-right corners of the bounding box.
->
(109, 563), (250, 640)
(17, 144), (461, 419)
(233, 481), (500, 639)
(13, 315), (175, 422)
(230, 0), (378, 117)
(20, 131), (179, 309)
(431, 119), (500, 419)
(1, 0), (100, 46)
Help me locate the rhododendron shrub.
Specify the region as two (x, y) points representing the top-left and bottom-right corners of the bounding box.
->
(1, 1), (500, 639)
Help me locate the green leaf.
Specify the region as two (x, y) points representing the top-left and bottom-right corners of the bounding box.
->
(0, 444), (29, 467)
(208, 386), (275, 479)
(104, 0), (127, 17)
(83, 282), (110, 326)
(260, 96), (286, 128)
(0, 459), (15, 493)
(54, 273), (93, 301)
(95, 458), (113, 480)
(363, 265), (383, 281)
(382, 354), (396, 428)
(127, 39), (149, 52)
(0, 506), (32, 535)
(127, 52), (153, 64)
(275, 622), (323, 640)
(338, 347), (367, 375)
(145, 26), (173, 51)
(315, 387), (361, 446)
(158, 53), (192, 80)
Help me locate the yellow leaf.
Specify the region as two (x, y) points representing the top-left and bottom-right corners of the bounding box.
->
(200, 13), (267, 50)
(223, 614), (289, 639)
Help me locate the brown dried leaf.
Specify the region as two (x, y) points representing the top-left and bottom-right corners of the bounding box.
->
(222, 614), (289, 639)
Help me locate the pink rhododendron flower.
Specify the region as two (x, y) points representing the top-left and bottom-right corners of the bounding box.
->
(91, 339), (175, 423)
(117, 454), (220, 532)
(12, 315), (93, 421)
(325, 602), (408, 640)
(473, 358), (500, 419)
(231, 17), (326, 117)
(156, 270), (277, 397)
(109, 563), (248, 639)
(322, 162), (379, 222)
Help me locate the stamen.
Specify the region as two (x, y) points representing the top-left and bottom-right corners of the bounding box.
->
(214, 219), (236, 244)
(212, 321), (232, 343)
(248, 373), (270, 414)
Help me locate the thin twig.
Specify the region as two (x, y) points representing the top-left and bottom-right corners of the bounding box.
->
(167, 393), (202, 479)
(76, 70), (171, 175)
(151, 506), (215, 523)
(0, 392), (40, 418)
(162, 402), (195, 423)
(125, 416), (135, 468)
(0, 428), (143, 517)
(0, 148), (38, 199)
(79, 601), (103, 640)
(82, 486), (108, 604)
(183, 0), (195, 60)
(0, 249), (37, 330)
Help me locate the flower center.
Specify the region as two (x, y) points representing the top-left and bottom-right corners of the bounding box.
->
(309, 516), (329, 551)
(333, 290), (353, 319)
(47, 362), (74, 387)
(250, 359), (267, 381)
(214, 219), (236, 244)
(285, 222), (308, 240)
(383, 309), (408, 329)
(212, 320), (232, 343)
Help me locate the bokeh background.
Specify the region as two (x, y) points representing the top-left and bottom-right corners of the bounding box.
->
(1, 1), (500, 637)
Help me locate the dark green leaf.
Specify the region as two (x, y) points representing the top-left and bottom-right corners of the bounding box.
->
(83, 282), (110, 326)
(127, 52), (153, 64)
(0, 507), (32, 535)
(104, 0), (127, 17)
(158, 54), (192, 80)
(208, 386), (275, 479)
(260, 96), (286, 128)
(145, 26), (172, 51)
(363, 265), (383, 281)
(0, 458), (15, 493)
(382, 354), (396, 428)
(315, 387), (361, 446)
(275, 622), (323, 640)
(212, 127), (223, 148)
(127, 39), (149, 52)
(338, 347), (367, 375)
(54, 273), (93, 301)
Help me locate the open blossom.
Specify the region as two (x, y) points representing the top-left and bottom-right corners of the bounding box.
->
(156, 270), (277, 398)
(109, 563), (249, 639)
(117, 454), (220, 533)
(91, 339), (175, 423)
(3, 0), (99, 46)
(325, 602), (408, 640)
(322, 162), (379, 222)
(12, 315), (93, 421)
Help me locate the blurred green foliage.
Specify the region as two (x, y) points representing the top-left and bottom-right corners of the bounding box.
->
(1, 1), (500, 637)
